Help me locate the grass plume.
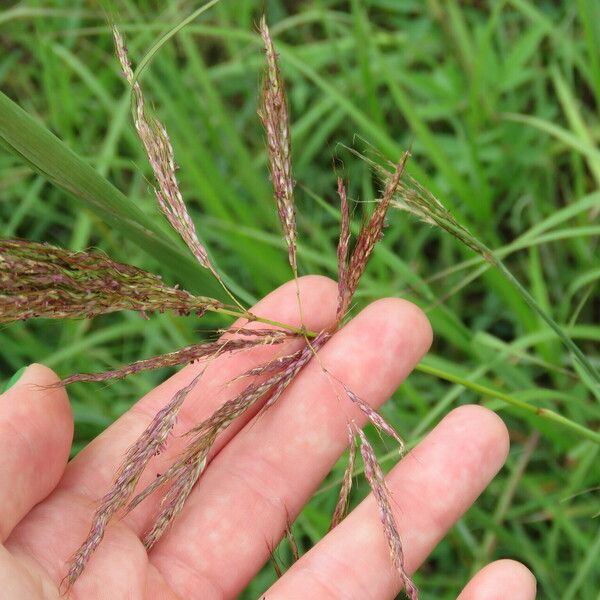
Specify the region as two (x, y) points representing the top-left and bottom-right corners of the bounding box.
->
(258, 17), (297, 275)
(112, 27), (212, 271)
(338, 152), (410, 317)
(59, 330), (290, 385)
(329, 427), (356, 530)
(64, 373), (202, 589)
(336, 177), (351, 322)
(388, 170), (600, 388)
(0, 239), (219, 323)
(354, 424), (417, 600)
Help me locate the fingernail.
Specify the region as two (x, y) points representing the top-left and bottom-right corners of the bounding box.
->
(2, 366), (27, 393)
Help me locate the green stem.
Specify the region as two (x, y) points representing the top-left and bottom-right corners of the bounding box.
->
(415, 363), (600, 445)
(206, 305), (319, 337)
(494, 257), (600, 387)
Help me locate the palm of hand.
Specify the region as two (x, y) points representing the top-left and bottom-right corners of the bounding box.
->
(1, 278), (535, 599)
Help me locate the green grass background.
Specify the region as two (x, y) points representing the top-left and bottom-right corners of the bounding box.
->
(1, 0), (599, 597)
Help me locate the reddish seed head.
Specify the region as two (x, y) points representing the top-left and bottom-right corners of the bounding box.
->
(112, 27), (213, 271)
(258, 17), (297, 274)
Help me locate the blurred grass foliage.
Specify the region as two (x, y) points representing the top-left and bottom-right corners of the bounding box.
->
(1, 0), (599, 597)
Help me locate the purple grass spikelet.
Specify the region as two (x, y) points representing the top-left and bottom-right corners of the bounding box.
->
(142, 451), (207, 549)
(0, 239), (220, 323)
(59, 332), (290, 385)
(336, 177), (351, 322)
(354, 424), (417, 600)
(112, 27), (213, 270)
(258, 17), (297, 274)
(64, 374), (202, 589)
(343, 152), (410, 310)
(342, 383), (405, 450)
(330, 425), (356, 530)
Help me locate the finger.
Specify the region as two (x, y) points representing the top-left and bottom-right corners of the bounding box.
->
(6, 277), (337, 578)
(457, 560), (536, 600)
(265, 405), (509, 599)
(0, 545), (43, 597)
(149, 298), (432, 599)
(0, 364), (72, 541)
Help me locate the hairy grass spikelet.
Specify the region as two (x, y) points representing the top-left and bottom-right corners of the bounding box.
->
(340, 152), (410, 315)
(329, 426), (356, 530)
(112, 27), (213, 271)
(258, 17), (297, 274)
(65, 374), (202, 588)
(354, 424), (417, 600)
(0, 239), (219, 323)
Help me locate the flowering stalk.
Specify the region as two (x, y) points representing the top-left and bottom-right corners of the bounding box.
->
(2, 17), (421, 595)
(64, 374), (202, 589)
(337, 152), (410, 317)
(258, 17), (297, 275)
(0, 239), (219, 322)
(329, 427), (356, 530)
(127, 367), (300, 547)
(336, 177), (351, 322)
(354, 424), (417, 600)
(389, 169), (600, 386)
(112, 28), (212, 271)
(59, 330), (292, 385)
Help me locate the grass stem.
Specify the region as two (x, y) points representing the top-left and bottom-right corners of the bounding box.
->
(415, 363), (600, 445)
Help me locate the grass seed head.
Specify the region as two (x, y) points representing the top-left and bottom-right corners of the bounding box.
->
(65, 374), (202, 589)
(354, 424), (417, 600)
(0, 239), (219, 323)
(112, 27), (213, 271)
(336, 177), (351, 321)
(329, 426), (356, 530)
(258, 17), (297, 274)
(342, 152), (410, 313)
(342, 383), (405, 450)
(59, 333), (290, 385)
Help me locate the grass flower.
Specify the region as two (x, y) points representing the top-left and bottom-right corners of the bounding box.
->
(258, 17), (297, 275)
(329, 427), (356, 531)
(0, 239), (219, 323)
(65, 374), (202, 588)
(112, 28), (212, 272)
(354, 424), (417, 600)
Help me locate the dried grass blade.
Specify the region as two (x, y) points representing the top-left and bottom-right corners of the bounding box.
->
(112, 27), (212, 270)
(258, 17), (297, 274)
(354, 425), (417, 600)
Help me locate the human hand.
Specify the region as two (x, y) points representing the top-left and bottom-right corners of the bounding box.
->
(1, 277), (536, 599)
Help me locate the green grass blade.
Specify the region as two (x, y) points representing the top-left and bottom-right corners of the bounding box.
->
(133, 0), (223, 81)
